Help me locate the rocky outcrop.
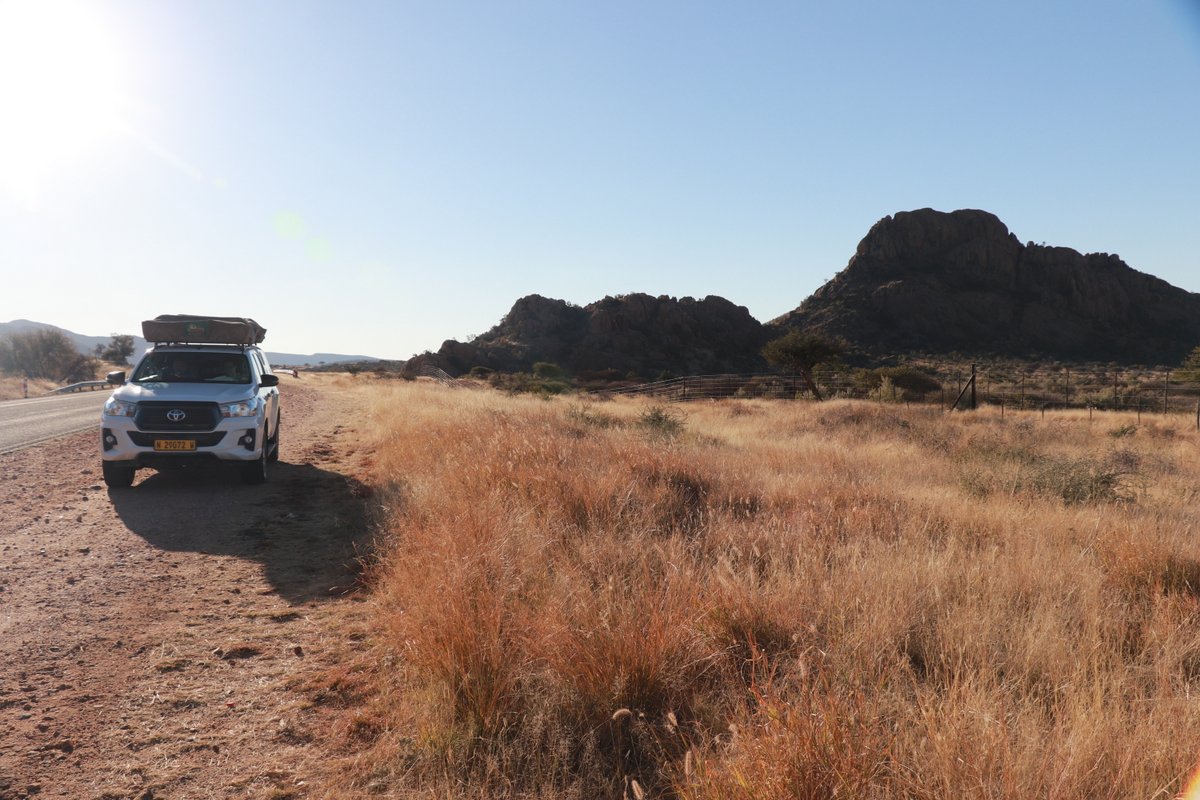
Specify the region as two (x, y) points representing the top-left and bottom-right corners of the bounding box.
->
(420, 209), (1200, 376)
(773, 209), (1200, 364)
(431, 293), (770, 377)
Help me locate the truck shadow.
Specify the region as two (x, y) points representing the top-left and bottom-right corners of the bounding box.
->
(107, 459), (375, 605)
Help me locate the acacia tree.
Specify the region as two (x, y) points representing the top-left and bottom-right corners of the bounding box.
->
(96, 334), (136, 365)
(762, 330), (845, 400)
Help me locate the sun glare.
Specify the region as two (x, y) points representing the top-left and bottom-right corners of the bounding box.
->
(0, 0), (126, 206)
(1182, 761), (1200, 800)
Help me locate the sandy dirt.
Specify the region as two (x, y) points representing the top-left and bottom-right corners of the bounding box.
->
(0, 380), (377, 799)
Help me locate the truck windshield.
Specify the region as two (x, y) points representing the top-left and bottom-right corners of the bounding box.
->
(132, 353), (252, 384)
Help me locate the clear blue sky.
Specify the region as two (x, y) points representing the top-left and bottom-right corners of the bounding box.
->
(1, 0), (1198, 360)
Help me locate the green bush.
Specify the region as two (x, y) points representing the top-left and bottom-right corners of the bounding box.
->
(856, 367), (942, 398)
(565, 403), (623, 429)
(533, 362), (565, 379)
(639, 404), (686, 437)
(492, 371), (574, 396)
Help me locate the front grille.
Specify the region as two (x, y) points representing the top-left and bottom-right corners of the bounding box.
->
(128, 432), (227, 447)
(134, 402), (221, 431)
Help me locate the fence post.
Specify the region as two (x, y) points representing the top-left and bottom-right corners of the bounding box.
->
(970, 364), (977, 410)
(1164, 371), (1169, 414)
(1065, 367), (1070, 406)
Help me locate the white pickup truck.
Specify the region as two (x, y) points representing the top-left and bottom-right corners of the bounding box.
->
(99, 316), (281, 488)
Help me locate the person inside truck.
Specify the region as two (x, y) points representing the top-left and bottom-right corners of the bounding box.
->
(167, 356), (197, 380)
(214, 357), (249, 383)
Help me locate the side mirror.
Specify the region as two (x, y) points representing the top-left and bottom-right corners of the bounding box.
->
(106, 371), (126, 385)
(259, 374), (279, 387)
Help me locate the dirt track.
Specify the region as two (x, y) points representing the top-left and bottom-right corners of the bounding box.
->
(0, 380), (375, 799)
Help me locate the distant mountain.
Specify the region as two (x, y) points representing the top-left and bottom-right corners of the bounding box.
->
(0, 320), (379, 367)
(772, 208), (1200, 364)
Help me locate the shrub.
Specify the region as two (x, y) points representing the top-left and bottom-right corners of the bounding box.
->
(565, 402), (623, 429)
(490, 371), (574, 396)
(533, 362), (565, 379)
(639, 404), (686, 437)
(856, 366), (942, 398)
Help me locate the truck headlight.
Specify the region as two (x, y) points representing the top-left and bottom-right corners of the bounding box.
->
(103, 397), (137, 417)
(220, 397), (261, 418)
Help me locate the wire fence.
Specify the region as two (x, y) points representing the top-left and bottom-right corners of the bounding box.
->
(409, 364), (464, 387)
(605, 365), (1200, 422)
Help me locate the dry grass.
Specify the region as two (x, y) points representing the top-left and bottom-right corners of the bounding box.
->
(346, 385), (1200, 797)
(0, 374), (57, 400)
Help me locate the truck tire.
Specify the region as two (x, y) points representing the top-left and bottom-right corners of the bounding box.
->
(240, 429), (268, 484)
(102, 461), (135, 488)
(267, 414), (281, 463)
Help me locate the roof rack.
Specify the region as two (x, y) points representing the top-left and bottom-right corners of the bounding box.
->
(141, 315), (266, 346)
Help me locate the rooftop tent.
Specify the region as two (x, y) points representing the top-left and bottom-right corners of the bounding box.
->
(141, 315), (267, 345)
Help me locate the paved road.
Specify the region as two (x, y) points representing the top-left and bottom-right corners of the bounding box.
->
(0, 391), (109, 455)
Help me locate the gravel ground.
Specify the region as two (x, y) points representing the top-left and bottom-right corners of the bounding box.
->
(0, 379), (377, 799)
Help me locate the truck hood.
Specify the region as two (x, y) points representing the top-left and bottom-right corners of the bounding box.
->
(111, 382), (255, 405)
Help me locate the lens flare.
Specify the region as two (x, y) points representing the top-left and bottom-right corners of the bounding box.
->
(1181, 760), (1200, 800)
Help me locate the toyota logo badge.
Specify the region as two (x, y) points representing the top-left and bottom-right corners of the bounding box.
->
(166, 409), (187, 422)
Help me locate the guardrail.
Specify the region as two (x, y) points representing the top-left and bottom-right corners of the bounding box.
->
(52, 380), (110, 394)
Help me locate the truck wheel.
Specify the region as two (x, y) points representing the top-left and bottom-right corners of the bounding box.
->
(267, 414), (281, 462)
(102, 461), (135, 488)
(240, 431), (268, 484)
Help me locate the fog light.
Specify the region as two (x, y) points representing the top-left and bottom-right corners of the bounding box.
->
(240, 430), (256, 450)
(102, 429), (118, 451)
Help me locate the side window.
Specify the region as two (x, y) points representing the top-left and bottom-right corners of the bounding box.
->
(252, 350), (271, 378)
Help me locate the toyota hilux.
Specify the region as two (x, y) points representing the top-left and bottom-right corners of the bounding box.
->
(99, 316), (281, 488)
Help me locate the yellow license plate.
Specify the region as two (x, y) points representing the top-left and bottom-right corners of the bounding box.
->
(154, 439), (196, 451)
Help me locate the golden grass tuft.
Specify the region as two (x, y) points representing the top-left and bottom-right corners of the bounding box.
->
(350, 387), (1200, 797)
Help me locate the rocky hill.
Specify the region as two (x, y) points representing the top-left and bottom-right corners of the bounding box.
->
(774, 209), (1200, 364)
(421, 208), (1200, 377)
(430, 293), (771, 378)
